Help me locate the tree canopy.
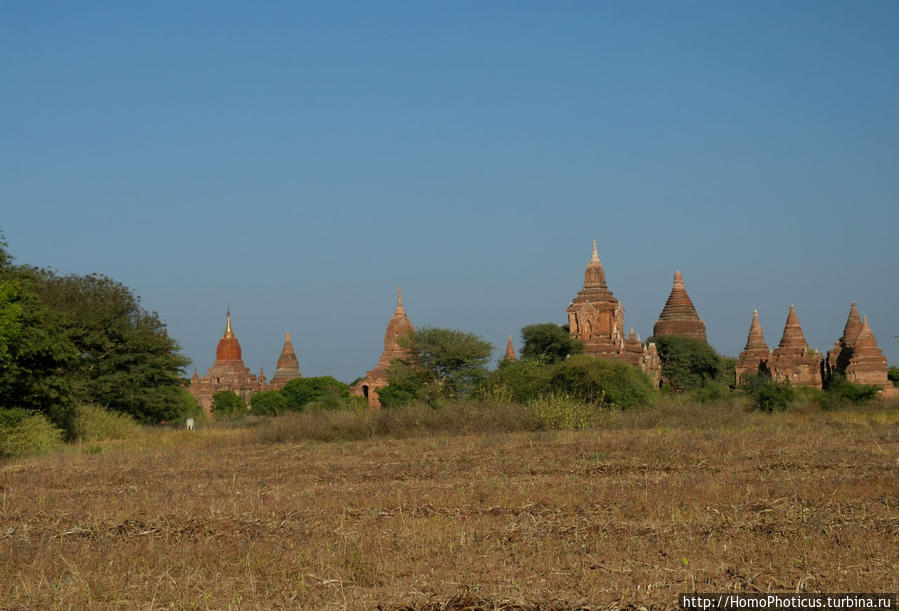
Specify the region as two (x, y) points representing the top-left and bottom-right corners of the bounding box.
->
(649, 335), (724, 391)
(280, 376), (348, 411)
(520, 323), (584, 364)
(380, 327), (493, 406)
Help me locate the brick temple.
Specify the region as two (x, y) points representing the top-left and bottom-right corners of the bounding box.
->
(188, 311), (301, 414)
(826, 303), (891, 390)
(350, 287), (415, 408)
(653, 270), (707, 343)
(566, 241), (660, 385)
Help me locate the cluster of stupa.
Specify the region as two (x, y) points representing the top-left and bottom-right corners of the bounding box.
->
(735, 302), (892, 391)
(188, 311), (301, 413)
(190, 241), (893, 413)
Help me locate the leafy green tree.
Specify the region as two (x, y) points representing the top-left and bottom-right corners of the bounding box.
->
(740, 374), (794, 412)
(377, 362), (430, 408)
(485, 358), (550, 403)
(250, 389), (288, 416)
(520, 323), (584, 364)
(384, 327), (493, 405)
(889, 367), (899, 388)
(25, 269), (190, 423)
(280, 376), (348, 411)
(545, 354), (655, 409)
(649, 335), (723, 391)
(211, 390), (245, 417)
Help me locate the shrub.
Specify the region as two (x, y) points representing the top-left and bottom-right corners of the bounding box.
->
(0, 409), (64, 458)
(888, 367), (899, 388)
(280, 377), (349, 411)
(820, 375), (880, 410)
(688, 381), (732, 404)
(545, 355), (655, 409)
(485, 359), (550, 403)
(250, 390), (288, 416)
(740, 375), (794, 412)
(211, 390), (246, 419)
(650, 335), (724, 391)
(69, 404), (140, 441)
(529, 393), (594, 430)
(520, 323), (584, 364)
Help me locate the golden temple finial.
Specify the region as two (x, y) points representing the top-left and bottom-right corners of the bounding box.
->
(224, 309), (234, 338)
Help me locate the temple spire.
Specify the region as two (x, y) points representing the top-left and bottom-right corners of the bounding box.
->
(777, 304), (808, 352)
(590, 240), (600, 263)
(841, 302), (863, 346)
(395, 286), (405, 314)
(504, 335), (517, 361)
(744, 309), (768, 351)
(583, 240), (608, 289)
(653, 269), (707, 343)
(224, 309), (233, 338)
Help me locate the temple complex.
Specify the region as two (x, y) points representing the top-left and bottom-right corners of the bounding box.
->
(734, 310), (771, 386)
(504, 335), (517, 361)
(769, 305), (823, 388)
(188, 311), (267, 413)
(566, 241), (661, 385)
(653, 270), (707, 343)
(268, 332), (302, 390)
(350, 287), (415, 408)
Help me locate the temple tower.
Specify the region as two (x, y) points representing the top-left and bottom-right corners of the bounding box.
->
(770, 305), (822, 388)
(504, 335), (517, 361)
(844, 316), (889, 388)
(735, 310), (771, 386)
(566, 241), (660, 384)
(188, 310), (265, 414)
(269, 332), (302, 389)
(350, 287), (415, 408)
(827, 302), (863, 376)
(653, 270), (707, 343)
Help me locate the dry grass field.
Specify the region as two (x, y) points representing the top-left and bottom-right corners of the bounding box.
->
(1, 401), (897, 609)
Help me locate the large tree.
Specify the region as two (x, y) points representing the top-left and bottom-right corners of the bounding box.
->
(381, 327), (493, 406)
(520, 323), (584, 364)
(24, 269), (190, 423)
(649, 335), (723, 391)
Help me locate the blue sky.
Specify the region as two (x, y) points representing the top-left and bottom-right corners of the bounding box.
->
(2, 1), (897, 380)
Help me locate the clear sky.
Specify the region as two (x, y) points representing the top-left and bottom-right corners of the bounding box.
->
(2, 1), (898, 381)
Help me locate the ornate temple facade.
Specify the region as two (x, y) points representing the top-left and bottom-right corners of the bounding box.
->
(188, 312), (301, 414)
(653, 270), (707, 343)
(350, 287), (414, 408)
(566, 241), (660, 385)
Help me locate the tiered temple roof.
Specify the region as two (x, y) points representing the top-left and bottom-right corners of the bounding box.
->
(844, 315), (889, 388)
(349, 287), (415, 408)
(652, 270), (707, 343)
(734, 310), (771, 386)
(269, 332), (302, 389)
(770, 305), (822, 388)
(566, 241), (660, 385)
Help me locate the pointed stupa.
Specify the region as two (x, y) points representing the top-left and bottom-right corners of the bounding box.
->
(504, 335), (517, 361)
(191, 368), (200, 383)
(841, 302), (863, 347)
(845, 316), (889, 387)
(653, 270), (707, 343)
(775, 304), (809, 354)
(215, 310), (243, 363)
(583, 240), (608, 289)
(735, 310), (772, 385)
(744, 310), (768, 352)
(350, 286), (416, 409)
(269, 332), (301, 389)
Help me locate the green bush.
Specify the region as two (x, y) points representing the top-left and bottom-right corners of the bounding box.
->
(280, 377), (349, 411)
(529, 392), (594, 430)
(211, 390), (246, 419)
(250, 390), (288, 416)
(485, 358), (550, 403)
(740, 375), (794, 412)
(69, 404), (140, 441)
(650, 335), (724, 391)
(820, 375), (880, 410)
(688, 381), (732, 404)
(0, 409), (64, 458)
(888, 367), (899, 388)
(545, 354), (655, 409)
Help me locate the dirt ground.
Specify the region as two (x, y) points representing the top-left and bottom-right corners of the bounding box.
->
(1, 404), (897, 609)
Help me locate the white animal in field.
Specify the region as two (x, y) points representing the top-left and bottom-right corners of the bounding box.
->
(186, 418), (195, 431)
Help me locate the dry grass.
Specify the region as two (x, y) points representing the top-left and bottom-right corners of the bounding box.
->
(1, 400), (897, 609)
